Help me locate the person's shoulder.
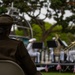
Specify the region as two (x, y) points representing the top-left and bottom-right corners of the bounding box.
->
(8, 38), (25, 48)
(9, 38), (23, 44)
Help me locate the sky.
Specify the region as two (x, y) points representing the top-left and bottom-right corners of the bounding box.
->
(25, 8), (73, 24)
(44, 10), (73, 24)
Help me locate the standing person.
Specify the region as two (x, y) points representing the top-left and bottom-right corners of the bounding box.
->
(60, 48), (65, 62)
(0, 14), (42, 75)
(49, 37), (57, 63)
(49, 47), (54, 63)
(27, 38), (40, 63)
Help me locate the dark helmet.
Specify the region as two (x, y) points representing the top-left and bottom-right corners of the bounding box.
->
(0, 14), (13, 34)
(0, 14), (13, 25)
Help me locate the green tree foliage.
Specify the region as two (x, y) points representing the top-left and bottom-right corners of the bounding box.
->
(60, 33), (75, 44)
(32, 22), (62, 41)
(32, 23), (42, 41)
(15, 29), (24, 36)
(32, 22), (75, 45)
(0, 7), (7, 14)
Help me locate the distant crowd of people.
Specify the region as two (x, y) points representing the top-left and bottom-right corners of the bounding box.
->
(26, 36), (75, 64)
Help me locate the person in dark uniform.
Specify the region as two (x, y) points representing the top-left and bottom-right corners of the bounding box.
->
(0, 14), (42, 75)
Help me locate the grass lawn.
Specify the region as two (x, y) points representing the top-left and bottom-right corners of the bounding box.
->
(41, 72), (75, 75)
